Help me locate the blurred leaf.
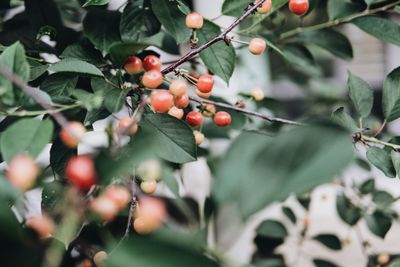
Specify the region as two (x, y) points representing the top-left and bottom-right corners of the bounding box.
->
(313, 234), (342, 250)
(382, 67), (400, 122)
(348, 72), (373, 118)
(336, 193), (361, 226)
(60, 42), (104, 66)
(82, 0), (109, 7)
(359, 179), (375, 194)
(282, 206), (296, 223)
(313, 259), (339, 267)
(365, 210), (392, 238)
(72, 89), (103, 111)
(372, 190), (394, 206)
(354, 158), (371, 171)
(391, 150), (400, 177)
(253, 259), (286, 267)
(48, 58), (103, 77)
(41, 180), (65, 215)
(331, 107), (359, 132)
(91, 78), (127, 113)
(50, 137), (76, 178)
(327, 0), (364, 20)
(353, 16), (400, 46)
(366, 147), (396, 178)
(256, 220), (288, 239)
(221, 0), (252, 16)
(283, 44), (321, 76)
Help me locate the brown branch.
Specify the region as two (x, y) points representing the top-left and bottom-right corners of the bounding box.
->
(0, 63), (70, 128)
(189, 96), (304, 126)
(124, 177), (138, 238)
(161, 0), (267, 75)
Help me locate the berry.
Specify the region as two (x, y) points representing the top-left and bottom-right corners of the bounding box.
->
(197, 74), (214, 93)
(60, 121), (86, 149)
(90, 196), (119, 221)
(133, 197), (166, 234)
(249, 38), (266, 55)
(7, 154), (39, 191)
(169, 79), (187, 97)
(25, 214), (55, 238)
(118, 116), (138, 136)
(214, 111), (232, 127)
(140, 180), (157, 194)
(104, 185), (131, 209)
(143, 55), (161, 71)
(150, 90), (174, 113)
(288, 0), (309, 16)
(124, 56), (143, 75)
(193, 130), (204, 145)
(377, 254), (390, 265)
(137, 160), (161, 181)
(185, 12), (204, 29)
(201, 103), (216, 117)
(251, 87), (265, 101)
(65, 155), (97, 191)
(195, 89), (212, 99)
(93, 251), (107, 267)
(174, 94), (190, 109)
(255, 0), (272, 14)
(168, 106), (184, 119)
(185, 111), (204, 127)
(142, 70), (163, 89)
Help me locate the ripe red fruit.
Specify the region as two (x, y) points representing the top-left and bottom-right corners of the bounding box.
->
(65, 155), (97, 191)
(168, 106), (184, 119)
(288, 0), (309, 16)
(133, 197), (166, 234)
(197, 74), (214, 93)
(118, 116), (138, 136)
(142, 70), (163, 89)
(60, 121), (86, 149)
(7, 154), (39, 191)
(90, 196), (119, 221)
(151, 90), (174, 113)
(104, 185), (131, 209)
(214, 111), (232, 127)
(185, 111), (204, 127)
(169, 79), (187, 97)
(124, 56), (143, 75)
(143, 55), (161, 71)
(249, 38), (266, 55)
(174, 94), (190, 109)
(185, 12), (204, 29)
(255, 0), (272, 14)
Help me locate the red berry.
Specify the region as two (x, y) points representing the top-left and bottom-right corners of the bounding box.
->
(150, 90), (174, 113)
(143, 55), (161, 71)
(7, 154), (39, 191)
(124, 56), (143, 75)
(255, 0), (272, 14)
(104, 185), (131, 209)
(197, 74), (214, 93)
(169, 79), (187, 97)
(65, 155), (97, 191)
(288, 0), (309, 16)
(249, 38), (266, 55)
(185, 111), (204, 127)
(118, 116), (138, 135)
(214, 111), (232, 127)
(90, 196), (119, 221)
(60, 121), (86, 148)
(142, 70), (163, 89)
(185, 12), (204, 29)
(174, 94), (190, 109)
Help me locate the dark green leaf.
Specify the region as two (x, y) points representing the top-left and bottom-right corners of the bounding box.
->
(366, 147), (396, 178)
(372, 190), (394, 206)
(256, 220), (288, 239)
(313, 259), (339, 267)
(82, 0), (109, 7)
(50, 137), (76, 178)
(353, 16), (400, 46)
(331, 107), (359, 132)
(41, 73), (78, 97)
(91, 78), (127, 113)
(391, 150), (400, 177)
(48, 58), (103, 77)
(328, 0), (364, 20)
(336, 193), (361, 226)
(313, 234), (342, 250)
(365, 210), (392, 238)
(348, 72), (373, 118)
(359, 179), (375, 194)
(382, 67), (400, 122)
(282, 206), (296, 223)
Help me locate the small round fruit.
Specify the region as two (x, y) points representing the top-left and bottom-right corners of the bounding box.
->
(81, 259), (93, 267)
(250, 87), (265, 101)
(136, 159), (162, 181)
(174, 94), (190, 109)
(255, 0), (272, 14)
(193, 130), (204, 145)
(26, 214), (55, 238)
(249, 38), (266, 55)
(195, 89), (212, 99)
(60, 121), (86, 148)
(7, 154), (39, 191)
(197, 74), (214, 93)
(93, 251), (108, 267)
(185, 111), (204, 127)
(377, 254), (390, 265)
(201, 103), (216, 117)
(142, 70), (163, 89)
(133, 197), (166, 234)
(150, 90), (174, 113)
(169, 79), (187, 97)
(140, 180), (157, 194)
(91, 196), (119, 221)
(133, 217), (149, 234)
(143, 55), (161, 71)
(65, 155), (97, 191)
(214, 111), (232, 127)
(168, 106), (184, 119)
(185, 12), (204, 29)
(104, 185), (131, 209)
(118, 116), (138, 135)
(124, 56), (143, 75)
(288, 0), (309, 16)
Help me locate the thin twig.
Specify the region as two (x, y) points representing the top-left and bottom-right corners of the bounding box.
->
(189, 96), (303, 126)
(361, 134), (400, 150)
(124, 177), (137, 237)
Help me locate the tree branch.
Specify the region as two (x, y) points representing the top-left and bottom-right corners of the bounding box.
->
(189, 96), (303, 126)
(161, 0), (268, 75)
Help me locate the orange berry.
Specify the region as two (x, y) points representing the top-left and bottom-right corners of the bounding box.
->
(174, 94), (190, 109)
(289, 0), (310, 16)
(143, 55), (162, 71)
(140, 180), (157, 194)
(91, 196), (119, 221)
(214, 111), (232, 127)
(169, 79), (187, 97)
(249, 38), (266, 55)
(185, 12), (204, 29)
(142, 70), (163, 89)
(26, 214), (55, 238)
(197, 74), (214, 93)
(255, 0), (272, 14)
(118, 116), (138, 135)
(195, 89), (212, 99)
(60, 121), (86, 149)
(7, 154), (39, 191)
(150, 90), (174, 113)
(124, 56), (143, 75)
(104, 185), (131, 210)
(133, 197), (166, 234)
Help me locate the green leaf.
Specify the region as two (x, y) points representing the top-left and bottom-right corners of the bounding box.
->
(91, 78), (127, 113)
(391, 150), (400, 177)
(282, 206), (296, 223)
(336, 193), (362, 226)
(366, 147), (396, 178)
(256, 220), (288, 239)
(48, 58), (103, 77)
(72, 89), (103, 111)
(215, 124), (354, 218)
(109, 42), (148, 66)
(313, 259), (339, 267)
(353, 16), (400, 46)
(389, 259), (400, 267)
(331, 107), (359, 132)
(327, 0), (364, 20)
(0, 119), (54, 162)
(382, 67), (400, 122)
(359, 179), (375, 194)
(298, 29), (353, 60)
(365, 210), (392, 238)
(313, 234), (342, 250)
(141, 113), (197, 164)
(253, 259), (286, 267)
(83, 9), (121, 55)
(221, 0), (252, 17)
(41, 180), (66, 215)
(120, 1), (161, 42)
(348, 72), (373, 118)
(283, 44), (321, 76)
(60, 43), (104, 66)
(28, 61), (48, 81)
(197, 20), (236, 84)
(150, 0), (191, 44)
(372, 190), (394, 206)
(41, 73), (78, 97)
(82, 0), (109, 7)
